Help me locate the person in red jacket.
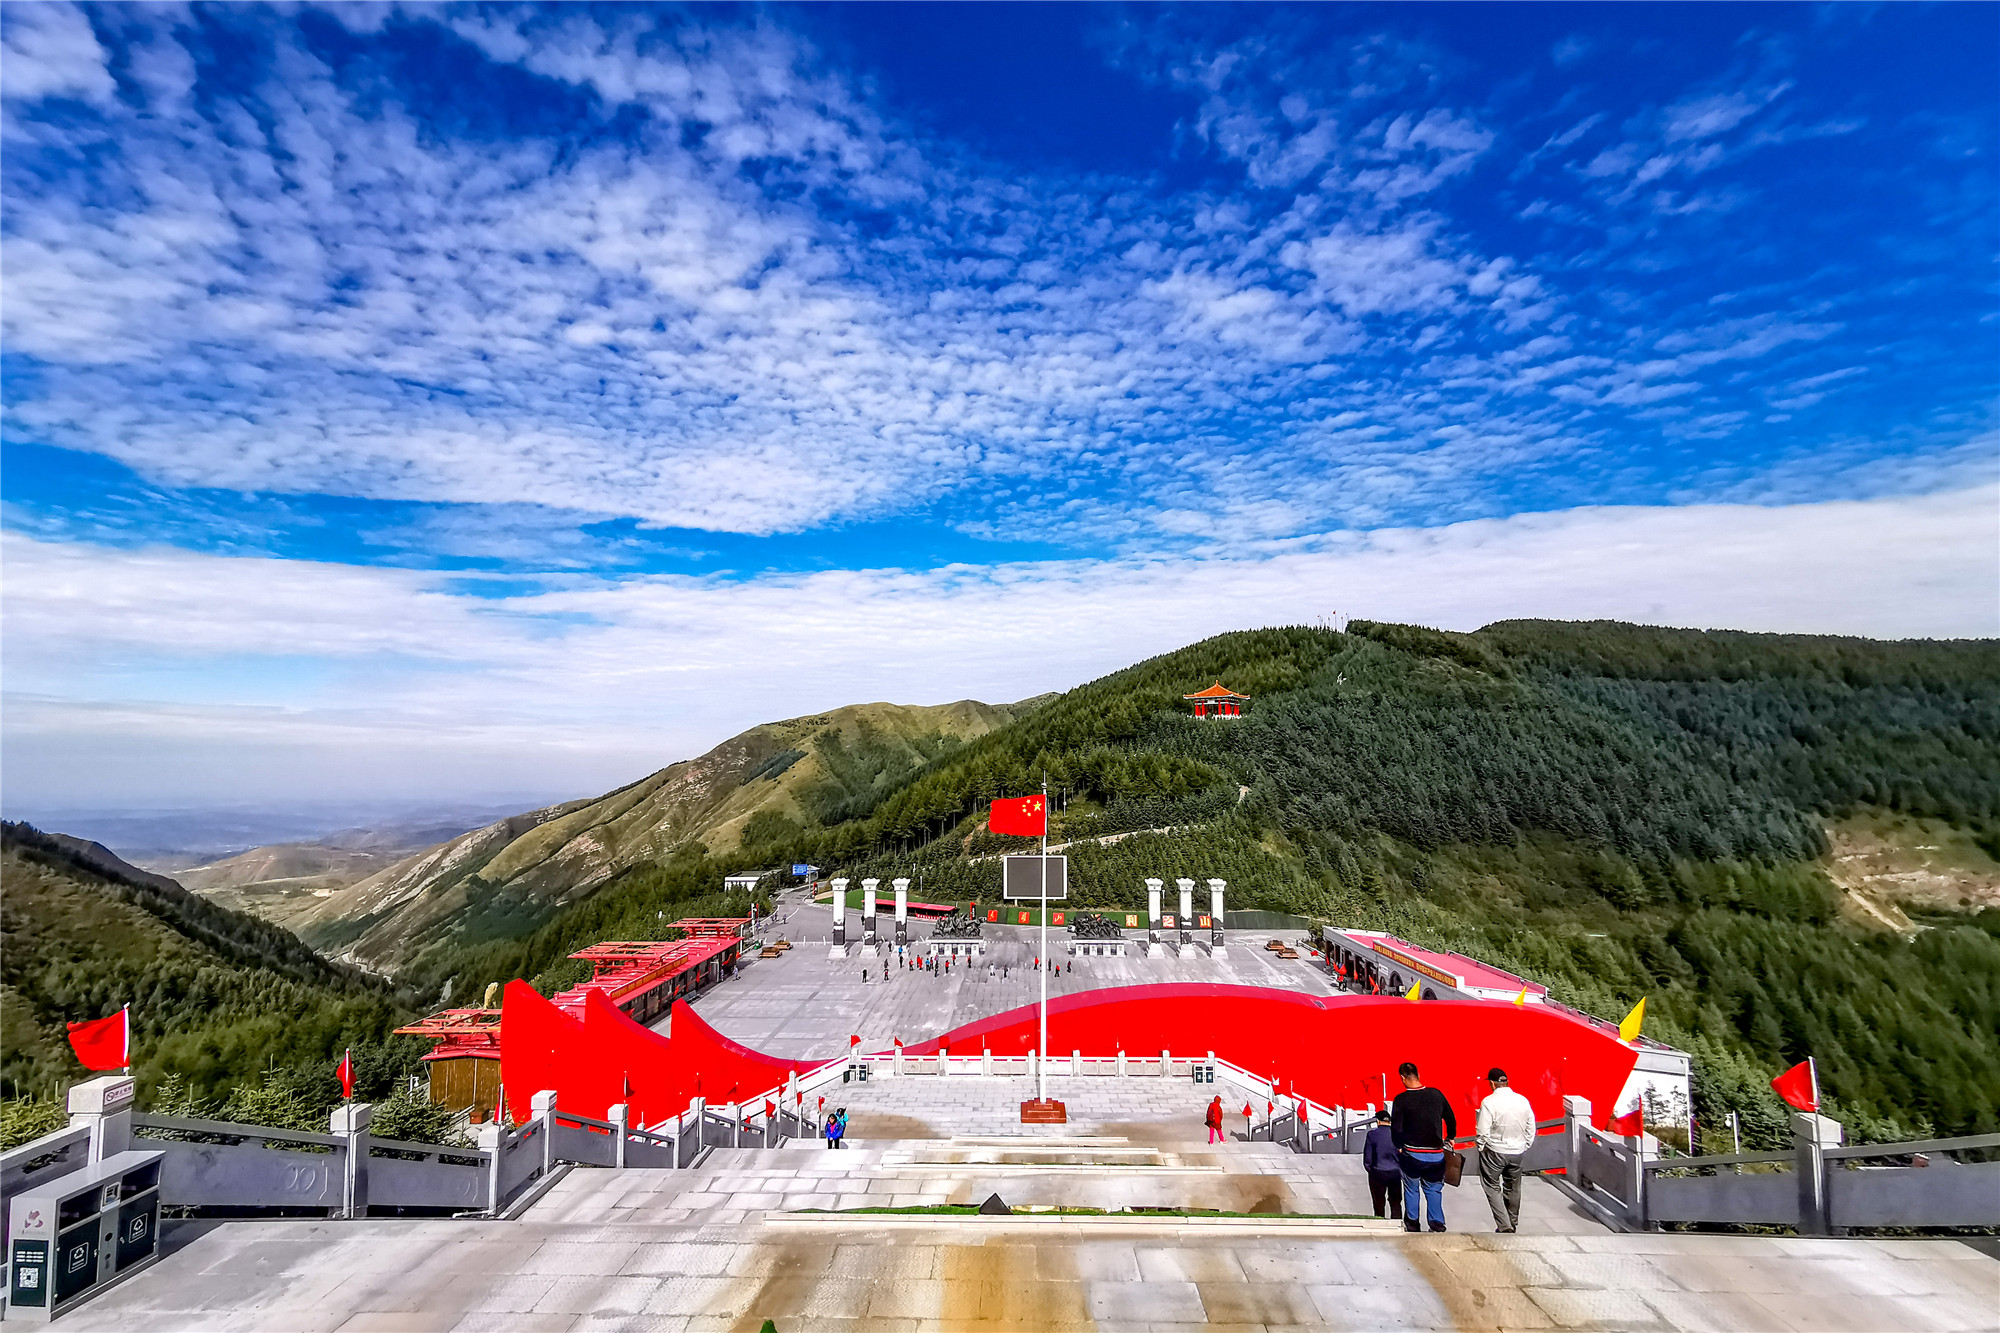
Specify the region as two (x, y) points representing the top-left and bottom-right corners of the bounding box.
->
(1205, 1095), (1225, 1144)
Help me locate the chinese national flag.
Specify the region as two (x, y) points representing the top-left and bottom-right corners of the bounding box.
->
(988, 795), (1047, 836)
(66, 1009), (127, 1071)
(1771, 1058), (1819, 1112)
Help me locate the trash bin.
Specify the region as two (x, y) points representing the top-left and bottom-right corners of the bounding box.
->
(8, 1149), (164, 1323)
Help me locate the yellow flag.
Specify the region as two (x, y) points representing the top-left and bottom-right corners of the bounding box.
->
(1513, 987), (1528, 1006)
(1619, 997), (1647, 1043)
(1405, 981), (1422, 1002)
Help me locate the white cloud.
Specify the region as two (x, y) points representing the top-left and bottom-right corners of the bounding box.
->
(6, 485), (1993, 805)
(1, 3), (113, 107)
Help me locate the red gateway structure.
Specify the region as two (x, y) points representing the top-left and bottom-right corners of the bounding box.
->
(400, 917), (750, 1121)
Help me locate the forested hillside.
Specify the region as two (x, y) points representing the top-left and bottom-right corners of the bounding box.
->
(418, 621), (2000, 1146)
(0, 823), (417, 1109)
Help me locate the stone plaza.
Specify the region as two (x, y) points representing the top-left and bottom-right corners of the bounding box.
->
(18, 890), (2000, 1331)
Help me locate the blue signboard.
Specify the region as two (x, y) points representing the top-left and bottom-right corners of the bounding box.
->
(792, 863), (815, 876)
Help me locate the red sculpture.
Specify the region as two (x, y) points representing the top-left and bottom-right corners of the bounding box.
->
(500, 979), (1636, 1132)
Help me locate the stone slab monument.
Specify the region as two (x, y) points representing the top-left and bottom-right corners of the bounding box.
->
(1146, 878), (1166, 958)
(828, 878), (849, 959)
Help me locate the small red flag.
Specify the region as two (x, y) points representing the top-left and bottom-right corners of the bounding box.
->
(337, 1049), (354, 1100)
(849, 1034), (860, 1047)
(988, 795), (1047, 836)
(1771, 1058), (1819, 1112)
(764, 1099), (776, 1119)
(66, 1009), (127, 1071)
(1608, 1104), (1643, 1136)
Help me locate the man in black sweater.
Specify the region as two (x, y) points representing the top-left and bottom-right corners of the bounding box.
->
(1390, 1060), (1456, 1232)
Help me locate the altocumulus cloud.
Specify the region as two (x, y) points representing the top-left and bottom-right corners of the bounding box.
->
(5, 3), (1989, 547)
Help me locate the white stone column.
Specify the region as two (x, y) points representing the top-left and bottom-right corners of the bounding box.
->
(861, 878), (880, 956)
(828, 878), (849, 958)
(1177, 878), (1195, 950)
(1208, 878), (1227, 954)
(893, 877), (910, 946)
(1146, 878), (1166, 958)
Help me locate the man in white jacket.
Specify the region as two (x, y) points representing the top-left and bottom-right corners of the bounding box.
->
(1475, 1067), (1537, 1232)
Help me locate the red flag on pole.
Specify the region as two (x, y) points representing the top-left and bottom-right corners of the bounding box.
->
(987, 795), (1047, 836)
(849, 1034), (860, 1048)
(66, 1009), (127, 1071)
(764, 1099), (776, 1119)
(1771, 1058), (1820, 1112)
(337, 1048), (355, 1101)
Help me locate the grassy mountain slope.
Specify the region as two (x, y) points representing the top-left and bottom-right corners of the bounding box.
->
(0, 823), (410, 1104)
(291, 699), (1022, 973)
(416, 622), (2000, 1145)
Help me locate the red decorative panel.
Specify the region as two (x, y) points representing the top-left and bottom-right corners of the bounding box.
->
(499, 980), (828, 1126)
(902, 985), (1636, 1128)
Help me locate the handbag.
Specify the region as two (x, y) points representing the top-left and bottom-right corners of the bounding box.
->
(1442, 1148), (1465, 1187)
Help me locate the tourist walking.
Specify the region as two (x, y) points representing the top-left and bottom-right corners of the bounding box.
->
(1205, 1095), (1225, 1144)
(824, 1110), (842, 1149)
(1361, 1108), (1403, 1220)
(1476, 1067), (1536, 1232)
(1390, 1061), (1456, 1232)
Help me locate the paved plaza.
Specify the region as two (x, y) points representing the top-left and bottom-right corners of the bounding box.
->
(685, 896), (1332, 1060)
(39, 895), (2000, 1331)
(53, 1074), (2000, 1331)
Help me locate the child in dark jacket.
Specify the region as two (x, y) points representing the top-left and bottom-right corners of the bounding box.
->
(1361, 1108), (1403, 1219)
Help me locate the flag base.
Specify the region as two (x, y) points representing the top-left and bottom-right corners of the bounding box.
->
(1020, 1099), (1067, 1124)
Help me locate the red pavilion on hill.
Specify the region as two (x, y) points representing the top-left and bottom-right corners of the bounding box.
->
(1184, 682), (1249, 718)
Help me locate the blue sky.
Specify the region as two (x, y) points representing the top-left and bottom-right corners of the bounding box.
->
(2, 2), (1995, 809)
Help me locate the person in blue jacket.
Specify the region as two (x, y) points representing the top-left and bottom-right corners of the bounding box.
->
(1361, 1108), (1403, 1220)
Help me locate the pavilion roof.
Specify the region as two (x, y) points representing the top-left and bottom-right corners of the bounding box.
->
(1183, 682), (1249, 700)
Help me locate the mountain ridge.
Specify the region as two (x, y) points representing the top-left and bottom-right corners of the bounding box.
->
(280, 698), (1025, 972)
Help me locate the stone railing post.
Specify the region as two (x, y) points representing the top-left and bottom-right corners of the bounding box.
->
(607, 1103), (630, 1169)
(1793, 1112), (1844, 1235)
(689, 1096), (706, 1155)
(1117, 1050), (1127, 1078)
(330, 1103), (373, 1219)
(981, 1049), (992, 1076)
(1162, 1048), (1172, 1078)
(475, 1120), (505, 1211)
(1072, 1050), (1082, 1077)
(530, 1090), (557, 1178)
(1562, 1096), (1591, 1179)
(68, 1075), (136, 1163)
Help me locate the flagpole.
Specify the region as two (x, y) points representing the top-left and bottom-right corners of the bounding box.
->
(1038, 774), (1049, 1105)
(122, 1003), (130, 1078)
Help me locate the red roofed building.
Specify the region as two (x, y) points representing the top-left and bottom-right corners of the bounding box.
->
(1184, 682), (1249, 718)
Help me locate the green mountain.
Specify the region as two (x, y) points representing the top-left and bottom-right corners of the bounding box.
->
(284, 698), (1024, 974)
(0, 822), (411, 1107)
(416, 621), (2000, 1145)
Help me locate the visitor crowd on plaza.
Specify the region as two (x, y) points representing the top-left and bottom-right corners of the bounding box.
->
(858, 948), (1076, 984)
